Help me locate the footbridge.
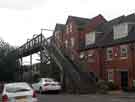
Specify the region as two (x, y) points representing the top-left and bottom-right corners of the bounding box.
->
(16, 33), (96, 93)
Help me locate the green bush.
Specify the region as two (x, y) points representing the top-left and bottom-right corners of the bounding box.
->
(96, 80), (119, 94)
(107, 81), (118, 90)
(96, 80), (109, 94)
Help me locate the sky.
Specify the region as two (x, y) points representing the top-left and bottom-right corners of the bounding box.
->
(0, 0), (135, 64)
(0, 0), (135, 46)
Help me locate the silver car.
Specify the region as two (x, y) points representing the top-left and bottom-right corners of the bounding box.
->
(2, 82), (38, 102)
(32, 78), (61, 93)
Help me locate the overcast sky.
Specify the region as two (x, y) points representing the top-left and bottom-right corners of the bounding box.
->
(0, 0), (135, 64)
(0, 0), (135, 47)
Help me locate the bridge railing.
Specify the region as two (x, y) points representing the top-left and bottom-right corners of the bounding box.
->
(17, 34), (44, 57)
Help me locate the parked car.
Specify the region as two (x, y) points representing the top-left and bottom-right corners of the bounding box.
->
(2, 82), (38, 102)
(32, 78), (61, 93)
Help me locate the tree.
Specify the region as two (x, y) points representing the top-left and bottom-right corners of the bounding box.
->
(0, 38), (17, 82)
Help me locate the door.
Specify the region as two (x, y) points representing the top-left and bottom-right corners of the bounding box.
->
(121, 71), (128, 90)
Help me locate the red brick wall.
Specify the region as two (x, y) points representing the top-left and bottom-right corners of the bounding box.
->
(77, 15), (106, 78)
(130, 43), (135, 88)
(103, 44), (134, 89)
(55, 31), (64, 49)
(81, 49), (101, 78)
(62, 19), (80, 60)
(83, 15), (106, 34)
(54, 16), (135, 90)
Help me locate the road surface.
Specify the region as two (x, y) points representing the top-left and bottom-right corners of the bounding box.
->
(0, 93), (135, 102)
(37, 93), (135, 102)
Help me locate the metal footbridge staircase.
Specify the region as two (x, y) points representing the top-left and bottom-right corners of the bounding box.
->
(17, 34), (96, 94)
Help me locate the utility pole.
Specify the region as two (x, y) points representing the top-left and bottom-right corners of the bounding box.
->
(30, 54), (32, 82)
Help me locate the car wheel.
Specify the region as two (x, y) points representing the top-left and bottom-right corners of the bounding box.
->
(39, 87), (43, 94)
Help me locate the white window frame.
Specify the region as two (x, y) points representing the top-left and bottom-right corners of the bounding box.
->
(69, 23), (72, 32)
(66, 23), (72, 33)
(108, 69), (114, 82)
(66, 25), (69, 34)
(107, 48), (113, 61)
(65, 40), (68, 48)
(120, 45), (128, 59)
(85, 32), (95, 46)
(71, 37), (75, 48)
(55, 31), (60, 40)
(80, 52), (85, 59)
(113, 23), (128, 40)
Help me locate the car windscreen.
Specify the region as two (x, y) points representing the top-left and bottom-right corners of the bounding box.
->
(6, 87), (30, 93)
(5, 83), (31, 93)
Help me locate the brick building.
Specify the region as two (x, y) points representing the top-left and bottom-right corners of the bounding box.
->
(79, 14), (106, 78)
(100, 14), (135, 89)
(62, 16), (91, 60)
(53, 13), (135, 90)
(53, 24), (65, 49)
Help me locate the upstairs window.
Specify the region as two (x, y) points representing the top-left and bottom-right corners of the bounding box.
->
(66, 25), (69, 34)
(55, 31), (60, 40)
(85, 32), (95, 46)
(113, 23), (128, 40)
(69, 23), (73, 32)
(66, 23), (72, 34)
(108, 69), (114, 82)
(65, 40), (68, 48)
(71, 37), (75, 48)
(120, 45), (128, 59)
(107, 48), (113, 60)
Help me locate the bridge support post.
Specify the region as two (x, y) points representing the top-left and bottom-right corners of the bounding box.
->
(40, 51), (43, 64)
(30, 54), (33, 82)
(20, 58), (23, 81)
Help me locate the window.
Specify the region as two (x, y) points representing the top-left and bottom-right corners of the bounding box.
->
(66, 23), (73, 34)
(55, 31), (60, 40)
(85, 32), (95, 46)
(120, 45), (128, 59)
(108, 69), (114, 82)
(71, 37), (75, 48)
(113, 23), (128, 40)
(71, 54), (74, 60)
(65, 40), (68, 48)
(66, 23), (72, 34)
(80, 52), (85, 59)
(87, 50), (95, 62)
(107, 48), (113, 60)
(69, 23), (72, 32)
(66, 25), (69, 34)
